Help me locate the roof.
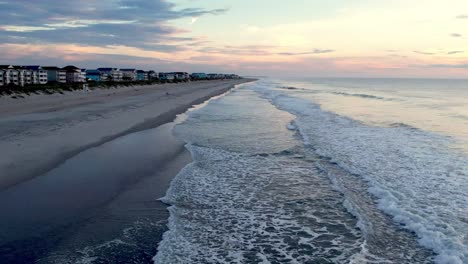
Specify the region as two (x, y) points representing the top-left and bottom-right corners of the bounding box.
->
(97, 67), (116, 71)
(42, 66), (62, 70)
(24, 66), (42, 70)
(62, 65), (80, 71)
(86, 70), (101, 75)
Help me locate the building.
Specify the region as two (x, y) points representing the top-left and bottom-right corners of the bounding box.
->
(0, 65), (25, 86)
(207, 73), (218, 79)
(173, 72), (189, 81)
(24, 66), (48, 85)
(0, 65), (50, 87)
(97, 68), (123, 82)
(62, 65), (84, 83)
(120, 68), (137, 81)
(85, 69), (102, 82)
(148, 70), (158, 81)
(80, 69), (87, 83)
(136, 70), (148, 81)
(0, 69), (4, 86)
(158, 72), (175, 82)
(42, 66), (66, 83)
(191, 73), (207, 80)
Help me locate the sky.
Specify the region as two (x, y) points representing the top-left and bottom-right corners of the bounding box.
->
(1, 0), (468, 78)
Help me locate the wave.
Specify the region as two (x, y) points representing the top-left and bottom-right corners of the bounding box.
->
(252, 82), (468, 264)
(279, 86), (302, 90)
(155, 145), (366, 263)
(331, 91), (394, 101)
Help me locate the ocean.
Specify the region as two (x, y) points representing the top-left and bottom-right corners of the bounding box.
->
(155, 78), (468, 264)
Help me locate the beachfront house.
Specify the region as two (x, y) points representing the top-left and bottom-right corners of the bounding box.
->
(148, 70), (158, 81)
(97, 68), (123, 82)
(0, 65), (25, 86)
(158, 72), (175, 82)
(24, 66), (48, 85)
(85, 70), (102, 82)
(136, 70), (148, 81)
(190, 73), (207, 80)
(207, 73), (218, 79)
(42, 66), (66, 83)
(80, 69), (87, 83)
(173, 72), (189, 81)
(0, 69), (4, 86)
(62, 65), (85, 83)
(121, 69), (137, 81)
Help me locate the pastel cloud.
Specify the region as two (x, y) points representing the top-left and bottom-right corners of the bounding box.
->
(0, 0), (227, 51)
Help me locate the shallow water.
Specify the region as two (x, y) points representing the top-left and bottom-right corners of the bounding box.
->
(259, 78), (468, 263)
(155, 82), (455, 263)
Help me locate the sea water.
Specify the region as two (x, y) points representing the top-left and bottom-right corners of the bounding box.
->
(155, 78), (467, 264)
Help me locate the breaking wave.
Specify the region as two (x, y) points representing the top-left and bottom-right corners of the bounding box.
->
(253, 82), (468, 264)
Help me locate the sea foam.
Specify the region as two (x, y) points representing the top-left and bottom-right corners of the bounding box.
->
(252, 81), (468, 264)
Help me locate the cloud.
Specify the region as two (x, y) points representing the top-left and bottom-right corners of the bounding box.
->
(277, 49), (334, 56)
(198, 45), (277, 56)
(451, 33), (463, 37)
(414, 50), (464, 56)
(197, 45), (334, 57)
(0, 0), (228, 51)
(413, 50), (436, 55)
(427, 63), (468, 68)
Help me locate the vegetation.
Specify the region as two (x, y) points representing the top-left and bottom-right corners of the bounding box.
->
(0, 80), (157, 98)
(0, 77), (231, 98)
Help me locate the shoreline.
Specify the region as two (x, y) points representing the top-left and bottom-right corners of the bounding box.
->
(0, 122), (192, 262)
(0, 79), (255, 262)
(0, 79), (256, 190)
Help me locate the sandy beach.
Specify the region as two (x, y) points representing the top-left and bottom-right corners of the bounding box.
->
(0, 79), (252, 190)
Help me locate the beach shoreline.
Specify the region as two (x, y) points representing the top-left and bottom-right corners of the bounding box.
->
(0, 78), (256, 262)
(0, 79), (255, 190)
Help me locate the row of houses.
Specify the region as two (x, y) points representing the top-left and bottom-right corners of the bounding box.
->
(0, 65), (240, 87)
(0, 65), (85, 87)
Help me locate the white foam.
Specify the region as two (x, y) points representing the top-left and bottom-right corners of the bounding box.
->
(154, 145), (364, 263)
(252, 80), (468, 264)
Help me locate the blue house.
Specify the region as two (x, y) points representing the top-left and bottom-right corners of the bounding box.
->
(136, 70), (148, 81)
(191, 73), (207, 80)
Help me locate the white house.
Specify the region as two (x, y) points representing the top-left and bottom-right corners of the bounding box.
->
(120, 69), (137, 81)
(97, 68), (123, 82)
(24, 66), (48, 85)
(0, 65), (26, 86)
(62, 65), (85, 83)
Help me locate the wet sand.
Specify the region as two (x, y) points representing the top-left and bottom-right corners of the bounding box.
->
(0, 79), (253, 190)
(0, 122), (190, 263)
